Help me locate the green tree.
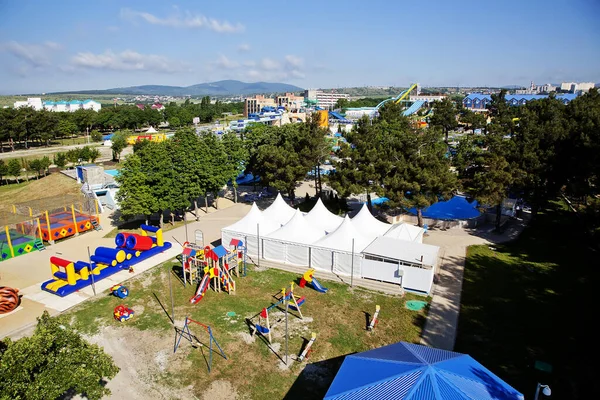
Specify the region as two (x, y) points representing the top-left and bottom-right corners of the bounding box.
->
(90, 130), (103, 142)
(110, 131), (128, 162)
(88, 147), (101, 163)
(7, 158), (21, 183)
(429, 97), (458, 143)
(221, 132), (248, 203)
(115, 154), (155, 222)
(40, 156), (52, 176)
(0, 160), (7, 184)
(54, 152), (67, 168)
(57, 118), (77, 139)
(29, 158), (43, 179)
(0, 310), (119, 400)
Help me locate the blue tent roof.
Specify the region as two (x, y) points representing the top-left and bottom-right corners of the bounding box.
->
(325, 342), (523, 400)
(408, 196), (480, 220)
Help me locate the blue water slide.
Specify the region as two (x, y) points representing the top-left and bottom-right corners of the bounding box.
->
(329, 111), (350, 122)
(402, 100), (426, 116)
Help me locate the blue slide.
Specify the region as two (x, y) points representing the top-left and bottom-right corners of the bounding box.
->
(311, 277), (328, 293)
(402, 100), (426, 116)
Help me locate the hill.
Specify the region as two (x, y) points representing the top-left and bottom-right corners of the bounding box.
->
(49, 80), (304, 97)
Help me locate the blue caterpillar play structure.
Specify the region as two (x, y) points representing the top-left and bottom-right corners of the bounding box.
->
(41, 225), (172, 297)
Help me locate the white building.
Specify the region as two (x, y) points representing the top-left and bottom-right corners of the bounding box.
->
(13, 98), (43, 110)
(577, 82), (595, 92)
(305, 89), (349, 110)
(560, 82), (595, 93)
(537, 83), (556, 93)
(42, 99), (101, 112)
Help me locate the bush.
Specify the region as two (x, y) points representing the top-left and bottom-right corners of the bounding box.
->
(90, 130), (103, 142)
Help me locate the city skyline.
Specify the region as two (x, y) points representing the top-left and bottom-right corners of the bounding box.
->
(0, 0), (599, 94)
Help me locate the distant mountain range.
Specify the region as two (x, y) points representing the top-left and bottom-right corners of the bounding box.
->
(49, 80), (304, 97)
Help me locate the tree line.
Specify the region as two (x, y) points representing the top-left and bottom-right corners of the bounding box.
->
(0, 97), (243, 151)
(115, 117), (329, 225)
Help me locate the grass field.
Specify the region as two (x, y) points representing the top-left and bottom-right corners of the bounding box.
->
(456, 200), (596, 399)
(0, 173), (81, 206)
(68, 262), (428, 399)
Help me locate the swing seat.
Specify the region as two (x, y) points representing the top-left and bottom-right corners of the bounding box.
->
(255, 325), (270, 334)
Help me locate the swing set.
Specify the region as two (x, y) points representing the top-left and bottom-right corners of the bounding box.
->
(250, 282), (305, 344)
(174, 316), (227, 373)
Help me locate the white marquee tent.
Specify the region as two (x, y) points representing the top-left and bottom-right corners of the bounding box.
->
(351, 203), (392, 241)
(311, 216), (375, 277)
(221, 202), (280, 256)
(303, 198), (344, 233)
(383, 223), (424, 243)
(263, 209), (327, 265)
(261, 193), (296, 226)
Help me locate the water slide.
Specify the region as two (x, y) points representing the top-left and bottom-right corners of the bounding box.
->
(190, 274), (210, 304)
(311, 277), (328, 293)
(375, 83), (419, 111)
(402, 100), (426, 116)
(328, 111), (350, 122)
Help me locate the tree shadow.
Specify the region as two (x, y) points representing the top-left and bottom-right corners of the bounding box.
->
(283, 354), (347, 400)
(363, 311), (371, 331)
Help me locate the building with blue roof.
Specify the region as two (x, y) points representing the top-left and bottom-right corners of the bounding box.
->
(463, 93), (578, 111)
(41, 99), (101, 112)
(325, 341), (524, 400)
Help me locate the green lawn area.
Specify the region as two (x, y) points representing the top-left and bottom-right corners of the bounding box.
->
(456, 200), (596, 399)
(68, 262), (428, 399)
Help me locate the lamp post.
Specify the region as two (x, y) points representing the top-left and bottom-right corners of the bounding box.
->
(534, 383), (551, 400)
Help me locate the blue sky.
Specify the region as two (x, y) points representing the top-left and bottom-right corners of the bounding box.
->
(0, 0), (599, 94)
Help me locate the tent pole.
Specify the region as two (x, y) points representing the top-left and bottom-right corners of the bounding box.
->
(351, 238), (355, 287)
(257, 223), (260, 268)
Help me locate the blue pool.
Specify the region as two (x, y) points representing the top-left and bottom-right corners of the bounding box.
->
(104, 169), (119, 177)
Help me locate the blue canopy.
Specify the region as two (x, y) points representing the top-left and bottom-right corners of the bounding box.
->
(408, 195), (480, 220)
(325, 341), (523, 400)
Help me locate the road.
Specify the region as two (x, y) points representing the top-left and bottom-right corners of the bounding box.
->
(0, 142), (133, 162)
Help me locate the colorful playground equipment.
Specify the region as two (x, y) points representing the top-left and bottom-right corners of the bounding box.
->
(0, 210), (46, 262)
(186, 241), (245, 304)
(0, 286), (20, 314)
(126, 133), (166, 145)
(368, 305), (381, 331)
(298, 332), (317, 362)
(174, 316), (227, 373)
(251, 282), (305, 344)
(114, 305), (134, 322)
(299, 268), (328, 293)
(41, 224), (172, 297)
(111, 284), (129, 299)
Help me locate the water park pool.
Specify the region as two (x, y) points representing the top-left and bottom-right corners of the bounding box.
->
(104, 169), (119, 177)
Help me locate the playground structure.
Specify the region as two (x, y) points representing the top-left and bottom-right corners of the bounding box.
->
(41, 224), (172, 297)
(0, 211), (44, 262)
(368, 305), (381, 331)
(4, 194), (100, 246)
(298, 332), (317, 362)
(184, 240), (245, 304)
(111, 284), (129, 299)
(114, 305), (134, 322)
(299, 268), (329, 293)
(174, 317), (227, 373)
(251, 282), (305, 344)
(126, 132), (166, 145)
(0, 286), (20, 314)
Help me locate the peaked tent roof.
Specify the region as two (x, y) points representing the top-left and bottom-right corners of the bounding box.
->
(325, 341), (524, 400)
(303, 198), (344, 233)
(384, 223), (424, 243)
(312, 215), (373, 253)
(266, 209), (326, 244)
(221, 202), (280, 236)
(146, 126), (158, 133)
(351, 203), (391, 240)
(261, 193), (296, 226)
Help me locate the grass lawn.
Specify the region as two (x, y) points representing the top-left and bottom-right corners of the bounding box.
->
(68, 262), (428, 399)
(456, 200), (596, 399)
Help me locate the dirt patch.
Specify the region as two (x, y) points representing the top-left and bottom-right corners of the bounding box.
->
(237, 331), (255, 344)
(201, 380), (239, 400)
(85, 326), (196, 400)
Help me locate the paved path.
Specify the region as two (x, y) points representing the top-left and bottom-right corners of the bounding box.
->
(420, 217), (528, 350)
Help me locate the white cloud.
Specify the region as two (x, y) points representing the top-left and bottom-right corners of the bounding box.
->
(71, 49), (190, 73)
(215, 54), (239, 69)
(284, 55), (303, 68)
(238, 43), (251, 52)
(259, 58), (280, 71)
(120, 8), (244, 33)
(0, 40), (62, 67)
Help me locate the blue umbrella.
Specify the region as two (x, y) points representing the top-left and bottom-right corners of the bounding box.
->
(325, 341), (523, 399)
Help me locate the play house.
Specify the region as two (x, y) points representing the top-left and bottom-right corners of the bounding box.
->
(41, 224), (172, 297)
